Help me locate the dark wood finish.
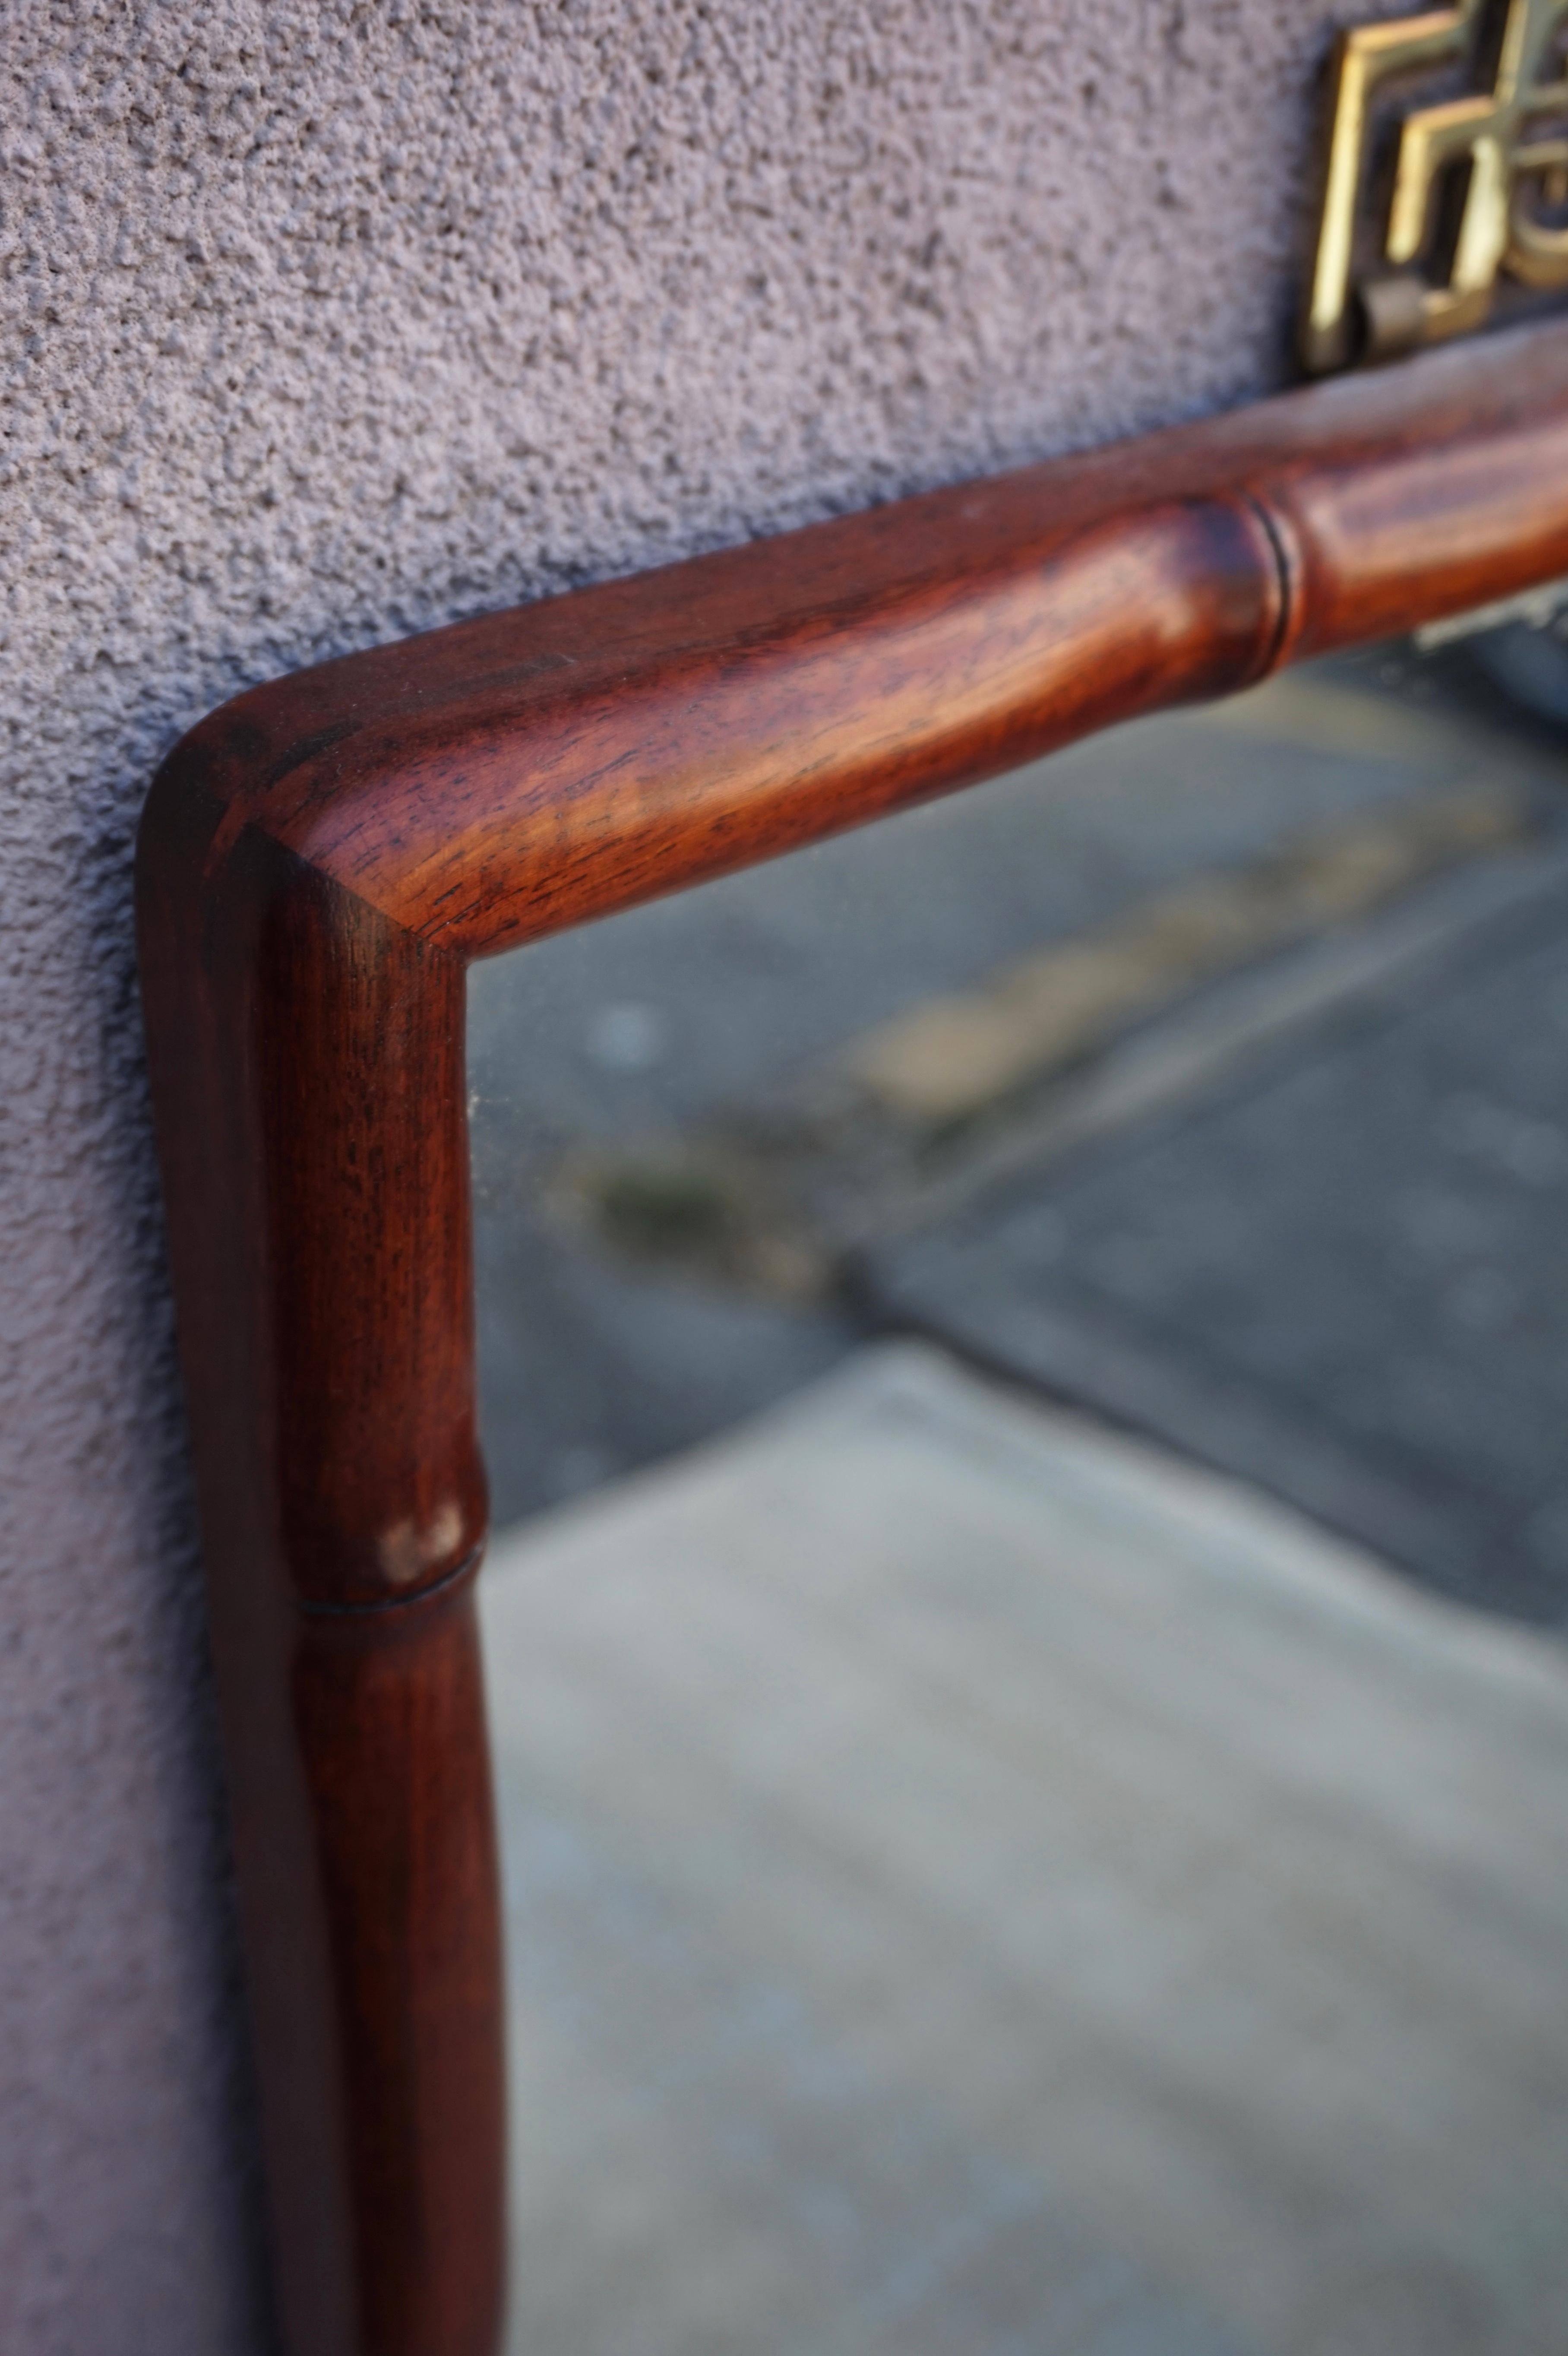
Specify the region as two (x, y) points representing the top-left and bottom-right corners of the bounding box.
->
(136, 317), (1568, 2356)
(136, 813), (496, 2356)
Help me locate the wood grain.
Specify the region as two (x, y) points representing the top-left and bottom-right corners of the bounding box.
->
(136, 316), (1568, 2356)
(158, 320), (1568, 963)
(137, 797), (498, 2356)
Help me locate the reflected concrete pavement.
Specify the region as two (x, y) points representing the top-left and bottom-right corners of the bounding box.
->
(469, 647), (1568, 1623)
(484, 1346), (1568, 2356)
(472, 655), (1568, 2351)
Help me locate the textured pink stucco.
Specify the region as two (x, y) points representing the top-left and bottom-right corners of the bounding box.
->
(0, 2), (1397, 2346)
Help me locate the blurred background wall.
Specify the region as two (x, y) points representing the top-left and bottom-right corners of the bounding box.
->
(0, 3), (1388, 2346)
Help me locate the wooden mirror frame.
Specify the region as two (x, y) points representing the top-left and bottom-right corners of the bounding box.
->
(137, 318), (1568, 2356)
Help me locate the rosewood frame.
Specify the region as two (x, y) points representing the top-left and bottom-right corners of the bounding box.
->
(136, 318), (1568, 2356)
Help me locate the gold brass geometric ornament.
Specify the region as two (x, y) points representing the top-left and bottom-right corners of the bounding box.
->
(1304, 0), (1568, 372)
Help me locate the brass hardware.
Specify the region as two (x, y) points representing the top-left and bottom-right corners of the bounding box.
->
(1303, 0), (1568, 373)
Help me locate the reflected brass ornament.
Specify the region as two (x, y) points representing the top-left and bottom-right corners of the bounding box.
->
(1304, 0), (1568, 373)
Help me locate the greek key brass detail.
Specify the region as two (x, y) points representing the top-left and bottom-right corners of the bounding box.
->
(1304, 0), (1568, 372)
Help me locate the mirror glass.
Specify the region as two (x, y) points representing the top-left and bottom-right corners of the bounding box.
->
(469, 621), (1568, 2356)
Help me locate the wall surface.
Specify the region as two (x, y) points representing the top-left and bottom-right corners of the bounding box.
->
(0, 2), (1394, 2347)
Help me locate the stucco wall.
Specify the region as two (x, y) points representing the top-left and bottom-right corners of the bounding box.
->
(1, 2), (1385, 2346)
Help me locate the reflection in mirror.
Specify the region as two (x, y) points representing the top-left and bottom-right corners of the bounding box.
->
(468, 634), (1568, 2356)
